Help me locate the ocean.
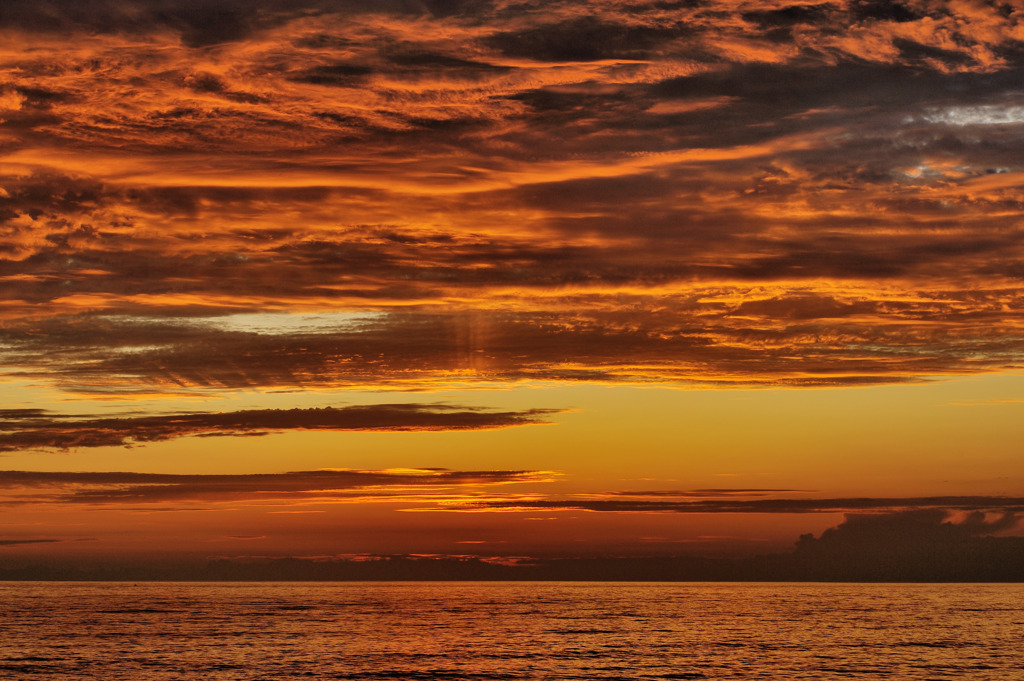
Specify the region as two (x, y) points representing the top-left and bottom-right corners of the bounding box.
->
(1, 582), (1021, 679)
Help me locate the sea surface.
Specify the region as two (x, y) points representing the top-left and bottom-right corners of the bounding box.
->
(1, 582), (1022, 679)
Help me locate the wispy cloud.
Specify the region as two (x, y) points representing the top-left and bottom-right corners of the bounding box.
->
(4, 298), (1022, 393)
(0, 468), (553, 506)
(454, 496), (1024, 514)
(0, 538), (61, 546)
(20, 470), (1015, 516)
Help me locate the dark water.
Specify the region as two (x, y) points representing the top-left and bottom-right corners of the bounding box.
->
(1, 582), (1022, 679)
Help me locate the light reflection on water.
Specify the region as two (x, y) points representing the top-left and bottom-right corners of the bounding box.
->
(1, 582), (1022, 679)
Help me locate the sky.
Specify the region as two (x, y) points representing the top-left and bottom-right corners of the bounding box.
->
(2, 0), (1024, 575)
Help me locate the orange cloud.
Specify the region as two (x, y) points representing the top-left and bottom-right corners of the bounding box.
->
(0, 468), (554, 507)
(3, 0), (1024, 396)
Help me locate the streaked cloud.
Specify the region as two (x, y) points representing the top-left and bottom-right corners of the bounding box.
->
(456, 496), (1024, 514)
(3, 294), (1022, 392)
(7, 467), (1021, 523)
(0, 468), (553, 506)
(0, 404), (562, 452)
(0, 538), (61, 546)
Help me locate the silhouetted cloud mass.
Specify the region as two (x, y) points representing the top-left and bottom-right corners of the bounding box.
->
(796, 509), (1020, 551)
(5, 509), (1024, 581)
(784, 509), (1024, 580)
(0, 404), (561, 452)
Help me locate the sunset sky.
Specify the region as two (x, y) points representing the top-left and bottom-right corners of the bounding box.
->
(2, 0), (1024, 572)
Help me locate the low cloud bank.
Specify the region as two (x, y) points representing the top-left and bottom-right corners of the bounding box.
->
(4, 509), (1023, 581)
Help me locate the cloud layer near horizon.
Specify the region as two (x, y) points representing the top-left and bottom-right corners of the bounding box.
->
(456, 495), (1024, 515)
(2, 0), (1024, 392)
(3, 468), (1021, 523)
(0, 467), (552, 506)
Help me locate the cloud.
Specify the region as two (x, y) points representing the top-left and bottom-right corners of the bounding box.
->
(2, 0), (1024, 395)
(458, 496), (1024, 514)
(783, 509), (1024, 580)
(3, 294), (1023, 393)
(798, 508), (1020, 549)
(483, 17), (680, 62)
(0, 404), (562, 452)
(0, 468), (552, 506)
(607, 488), (815, 498)
(0, 0), (429, 46)
(0, 538), (61, 546)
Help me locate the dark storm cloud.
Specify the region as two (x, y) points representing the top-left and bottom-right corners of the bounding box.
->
(0, 404), (562, 452)
(0, 468), (550, 505)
